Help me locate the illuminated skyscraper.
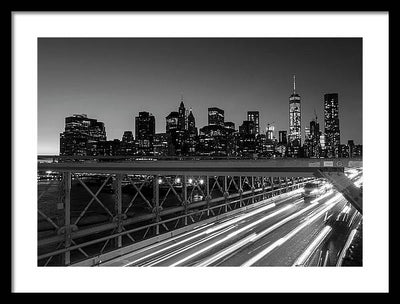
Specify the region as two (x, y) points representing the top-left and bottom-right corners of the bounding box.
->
(135, 111), (155, 154)
(187, 108), (197, 136)
(247, 111), (260, 135)
(266, 124), (275, 141)
(288, 75), (301, 156)
(59, 114), (106, 156)
(208, 107), (224, 127)
(120, 130), (135, 156)
(309, 118), (321, 158)
(324, 93), (340, 158)
(278, 130), (287, 145)
(178, 95), (187, 131)
(166, 96), (194, 156)
(187, 108), (198, 154)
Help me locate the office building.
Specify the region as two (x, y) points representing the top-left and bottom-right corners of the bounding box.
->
(288, 75), (301, 157)
(135, 111), (155, 155)
(324, 93), (340, 158)
(247, 111), (260, 135)
(59, 114), (106, 156)
(208, 107), (224, 127)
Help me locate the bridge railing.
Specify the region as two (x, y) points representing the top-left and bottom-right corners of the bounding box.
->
(38, 154), (363, 164)
(37, 166), (314, 266)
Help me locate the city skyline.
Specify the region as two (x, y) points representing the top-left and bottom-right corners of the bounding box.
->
(38, 38), (362, 154)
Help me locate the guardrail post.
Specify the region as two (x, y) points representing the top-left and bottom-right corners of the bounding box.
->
(114, 174), (123, 247)
(224, 175), (228, 213)
(270, 177), (274, 196)
(183, 174), (187, 226)
(262, 177), (266, 200)
(285, 177), (288, 193)
(206, 175), (211, 216)
(251, 176), (255, 204)
(239, 176), (243, 208)
(61, 172), (71, 266)
(153, 174), (160, 235)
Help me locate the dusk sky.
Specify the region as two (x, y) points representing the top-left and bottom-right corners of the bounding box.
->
(38, 38), (362, 155)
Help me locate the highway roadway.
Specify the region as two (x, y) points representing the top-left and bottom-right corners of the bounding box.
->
(100, 173), (362, 267)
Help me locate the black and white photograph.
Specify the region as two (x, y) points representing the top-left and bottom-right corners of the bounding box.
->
(12, 12), (389, 293)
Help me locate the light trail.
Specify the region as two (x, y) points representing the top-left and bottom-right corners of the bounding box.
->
(123, 196), (302, 266)
(241, 193), (343, 266)
(195, 233), (258, 266)
(348, 210), (358, 227)
(139, 225), (236, 266)
(123, 224), (236, 267)
(336, 227), (358, 266)
(114, 221), (218, 265)
(189, 194), (335, 266)
(292, 225), (332, 266)
(168, 203), (296, 266)
(323, 250), (330, 266)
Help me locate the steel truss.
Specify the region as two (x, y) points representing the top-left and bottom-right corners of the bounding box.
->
(38, 170), (314, 266)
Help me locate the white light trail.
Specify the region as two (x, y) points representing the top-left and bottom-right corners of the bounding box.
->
(354, 177), (363, 188)
(323, 250), (330, 266)
(336, 228), (358, 266)
(123, 196), (301, 266)
(348, 211), (358, 227)
(241, 193), (343, 266)
(123, 224), (235, 267)
(195, 192), (338, 266)
(195, 233), (258, 266)
(140, 225), (236, 266)
(116, 221), (218, 266)
(169, 204), (296, 266)
(292, 225), (332, 266)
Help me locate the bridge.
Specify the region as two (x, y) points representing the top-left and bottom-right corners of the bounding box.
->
(37, 156), (362, 266)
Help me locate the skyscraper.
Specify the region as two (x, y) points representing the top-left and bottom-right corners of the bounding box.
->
(288, 75), (301, 157)
(238, 120), (257, 156)
(278, 130), (287, 145)
(247, 111), (260, 135)
(178, 95), (187, 131)
(166, 111), (179, 132)
(266, 124), (275, 141)
(239, 121), (256, 135)
(309, 119), (321, 158)
(187, 108), (197, 137)
(59, 114), (106, 156)
(165, 97), (193, 156)
(208, 107), (224, 127)
(224, 122), (235, 131)
(122, 131), (134, 143)
(120, 130), (135, 156)
(166, 111), (180, 155)
(187, 108), (198, 154)
(135, 111), (155, 154)
(324, 93), (340, 158)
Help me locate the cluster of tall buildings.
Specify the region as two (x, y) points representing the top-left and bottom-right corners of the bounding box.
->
(59, 76), (362, 159)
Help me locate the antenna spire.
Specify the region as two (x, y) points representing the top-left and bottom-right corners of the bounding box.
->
(293, 74), (296, 94)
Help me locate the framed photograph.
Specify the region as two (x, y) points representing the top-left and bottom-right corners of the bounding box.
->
(12, 12), (389, 293)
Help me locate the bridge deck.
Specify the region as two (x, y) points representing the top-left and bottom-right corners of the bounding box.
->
(38, 158), (362, 177)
